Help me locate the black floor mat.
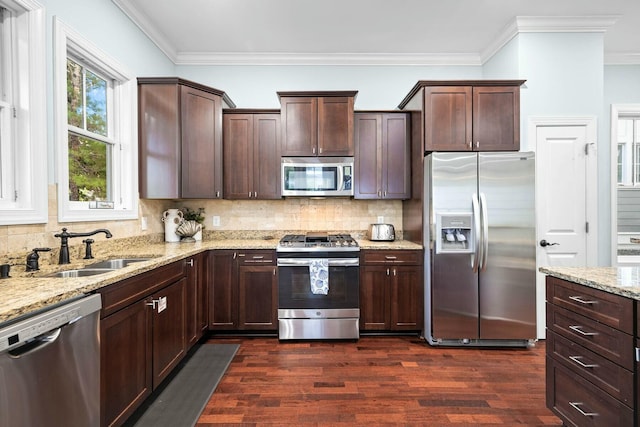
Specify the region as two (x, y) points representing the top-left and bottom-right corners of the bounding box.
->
(124, 343), (239, 427)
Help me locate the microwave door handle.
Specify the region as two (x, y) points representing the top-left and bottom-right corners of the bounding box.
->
(337, 166), (344, 191)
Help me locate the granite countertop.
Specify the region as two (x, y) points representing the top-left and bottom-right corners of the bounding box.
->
(0, 237), (422, 324)
(540, 266), (640, 300)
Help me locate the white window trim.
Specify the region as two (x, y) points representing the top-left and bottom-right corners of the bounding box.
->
(0, 0), (47, 225)
(611, 104), (640, 262)
(53, 17), (138, 222)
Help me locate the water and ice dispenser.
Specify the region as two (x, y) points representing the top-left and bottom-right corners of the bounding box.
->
(435, 212), (474, 254)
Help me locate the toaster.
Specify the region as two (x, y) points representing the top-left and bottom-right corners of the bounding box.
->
(368, 223), (395, 241)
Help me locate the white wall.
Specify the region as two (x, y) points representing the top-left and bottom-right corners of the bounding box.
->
(177, 65), (483, 110)
(512, 32), (608, 263)
(40, 0), (176, 183)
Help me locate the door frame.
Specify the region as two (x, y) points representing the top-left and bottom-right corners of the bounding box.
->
(528, 116), (598, 339)
(610, 104), (640, 265)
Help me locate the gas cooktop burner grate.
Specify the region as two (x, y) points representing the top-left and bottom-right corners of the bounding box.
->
(277, 232), (359, 252)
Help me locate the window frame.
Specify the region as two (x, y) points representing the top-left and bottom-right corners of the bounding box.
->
(54, 17), (138, 222)
(617, 116), (640, 188)
(0, 0), (47, 225)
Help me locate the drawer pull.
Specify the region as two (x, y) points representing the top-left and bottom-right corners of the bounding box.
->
(385, 256), (398, 260)
(568, 295), (598, 305)
(568, 355), (599, 369)
(569, 325), (598, 336)
(569, 402), (599, 417)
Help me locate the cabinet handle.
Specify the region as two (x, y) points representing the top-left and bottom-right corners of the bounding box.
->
(249, 192), (252, 198)
(186, 259), (194, 267)
(145, 298), (160, 309)
(393, 268), (396, 276)
(254, 192), (257, 198)
(568, 402), (599, 417)
(378, 190), (382, 198)
(273, 268), (276, 276)
(475, 141), (479, 149)
(568, 355), (599, 369)
(216, 191), (220, 198)
(233, 252), (237, 259)
(568, 325), (598, 336)
(383, 191), (387, 198)
(568, 295), (598, 305)
(386, 268), (390, 276)
(312, 147), (316, 154)
(468, 141), (472, 149)
(385, 255), (397, 260)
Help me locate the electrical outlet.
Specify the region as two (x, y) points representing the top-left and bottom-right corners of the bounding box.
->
(377, 216), (384, 223)
(141, 216), (148, 230)
(213, 216), (221, 227)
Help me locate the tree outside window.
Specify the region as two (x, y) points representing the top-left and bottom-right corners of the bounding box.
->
(66, 58), (112, 202)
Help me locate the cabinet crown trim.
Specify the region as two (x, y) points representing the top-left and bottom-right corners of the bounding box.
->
(277, 90), (358, 100)
(397, 79), (526, 110)
(137, 77), (236, 108)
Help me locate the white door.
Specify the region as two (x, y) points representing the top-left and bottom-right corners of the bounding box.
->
(531, 118), (598, 339)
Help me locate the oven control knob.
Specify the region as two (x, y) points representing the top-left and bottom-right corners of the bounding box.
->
(316, 311), (322, 317)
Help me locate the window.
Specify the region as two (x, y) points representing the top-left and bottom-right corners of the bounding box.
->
(0, 1), (47, 225)
(54, 18), (137, 222)
(617, 117), (640, 187)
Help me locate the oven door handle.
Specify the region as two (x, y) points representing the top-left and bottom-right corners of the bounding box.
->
(277, 258), (360, 267)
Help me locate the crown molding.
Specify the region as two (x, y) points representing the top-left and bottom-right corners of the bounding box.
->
(112, 0), (178, 62)
(605, 53), (640, 65)
(174, 52), (482, 66)
(481, 15), (621, 64)
(111, 4), (631, 67)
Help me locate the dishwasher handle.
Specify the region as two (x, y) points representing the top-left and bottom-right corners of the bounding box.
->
(8, 328), (62, 359)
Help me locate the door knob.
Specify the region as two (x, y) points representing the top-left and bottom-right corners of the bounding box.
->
(540, 239), (559, 247)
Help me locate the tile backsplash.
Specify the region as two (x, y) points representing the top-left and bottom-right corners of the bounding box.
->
(0, 185), (402, 259)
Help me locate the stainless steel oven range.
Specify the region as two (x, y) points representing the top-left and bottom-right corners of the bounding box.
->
(277, 232), (360, 340)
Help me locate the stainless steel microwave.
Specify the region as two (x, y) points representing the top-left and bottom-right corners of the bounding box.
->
(281, 157), (354, 197)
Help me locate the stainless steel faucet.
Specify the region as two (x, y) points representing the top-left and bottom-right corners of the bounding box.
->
(54, 228), (113, 264)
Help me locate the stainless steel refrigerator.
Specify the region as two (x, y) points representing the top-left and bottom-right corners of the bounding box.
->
(424, 152), (536, 347)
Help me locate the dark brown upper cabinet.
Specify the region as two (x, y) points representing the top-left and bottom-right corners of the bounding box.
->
(223, 110), (281, 200)
(138, 77), (235, 199)
(398, 80), (525, 153)
(354, 112), (411, 200)
(278, 91), (357, 156)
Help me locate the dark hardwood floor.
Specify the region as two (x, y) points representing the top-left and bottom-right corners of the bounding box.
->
(196, 336), (561, 426)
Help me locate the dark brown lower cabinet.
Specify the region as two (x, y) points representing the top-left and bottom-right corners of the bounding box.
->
(151, 277), (187, 385)
(209, 250), (277, 331)
(208, 250), (237, 329)
(186, 253), (207, 347)
(100, 299), (151, 427)
(238, 264), (278, 329)
(545, 276), (635, 427)
(99, 260), (189, 427)
(360, 250), (423, 332)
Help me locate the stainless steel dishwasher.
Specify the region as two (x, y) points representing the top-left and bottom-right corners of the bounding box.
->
(0, 293), (101, 427)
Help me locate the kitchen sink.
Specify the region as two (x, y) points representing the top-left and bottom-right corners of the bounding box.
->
(47, 268), (116, 278)
(86, 258), (154, 269)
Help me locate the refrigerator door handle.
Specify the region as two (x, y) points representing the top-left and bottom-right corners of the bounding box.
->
(472, 193), (481, 272)
(479, 192), (489, 271)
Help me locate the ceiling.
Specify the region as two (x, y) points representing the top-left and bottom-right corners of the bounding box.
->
(113, 0), (640, 65)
